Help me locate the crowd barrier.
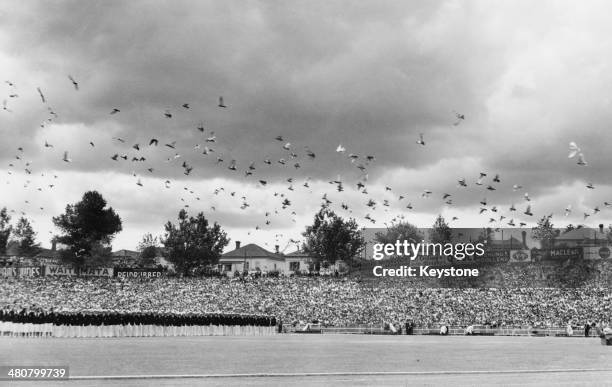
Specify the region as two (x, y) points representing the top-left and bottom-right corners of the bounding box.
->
(290, 324), (602, 337)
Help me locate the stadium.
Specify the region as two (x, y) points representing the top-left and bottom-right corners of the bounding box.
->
(2, 238), (612, 384)
(4, 1), (612, 385)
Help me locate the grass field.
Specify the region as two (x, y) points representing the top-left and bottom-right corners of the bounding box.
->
(2, 335), (611, 386)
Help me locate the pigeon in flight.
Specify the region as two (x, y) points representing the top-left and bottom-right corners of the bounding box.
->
(68, 75), (79, 90)
(416, 133), (425, 146)
(36, 87), (46, 103)
(110, 108), (120, 114)
(452, 111), (465, 126)
(218, 96), (227, 108)
(62, 151), (71, 163)
(568, 142), (581, 158)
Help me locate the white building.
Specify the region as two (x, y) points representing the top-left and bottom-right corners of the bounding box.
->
(218, 242), (347, 276)
(218, 242), (286, 276)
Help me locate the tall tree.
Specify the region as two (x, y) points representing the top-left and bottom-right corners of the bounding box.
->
(477, 227), (494, 243)
(302, 207), (365, 265)
(162, 210), (229, 275)
(532, 215), (557, 248)
(0, 207), (11, 255)
(52, 191), (122, 266)
(375, 221), (421, 258)
(138, 233), (159, 267)
(430, 215), (452, 244)
(13, 217), (40, 256)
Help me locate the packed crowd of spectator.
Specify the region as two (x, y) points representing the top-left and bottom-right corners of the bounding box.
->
(2, 274), (611, 329)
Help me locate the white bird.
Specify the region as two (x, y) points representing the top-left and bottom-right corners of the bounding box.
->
(282, 142), (291, 150)
(416, 133), (425, 146)
(206, 132), (216, 143)
(524, 193), (531, 202)
(336, 144), (346, 153)
(564, 205), (572, 216)
(512, 184), (523, 191)
(568, 142), (581, 158)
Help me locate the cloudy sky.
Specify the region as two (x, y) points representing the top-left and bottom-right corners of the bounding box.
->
(2, 0), (612, 252)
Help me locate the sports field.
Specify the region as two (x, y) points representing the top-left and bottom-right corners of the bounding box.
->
(2, 335), (611, 386)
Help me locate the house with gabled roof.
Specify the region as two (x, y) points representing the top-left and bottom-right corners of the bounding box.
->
(218, 242), (285, 276)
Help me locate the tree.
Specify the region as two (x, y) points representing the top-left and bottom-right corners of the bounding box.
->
(375, 221), (421, 258)
(162, 209), (229, 275)
(13, 217), (40, 256)
(532, 215), (557, 249)
(0, 207), (12, 255)
(430, 215), (452, 244)
(52, 191), (122, 266)
(477, 227), (494, 243)
(302, 207), (365, 265)
(138, 233), (159, 267)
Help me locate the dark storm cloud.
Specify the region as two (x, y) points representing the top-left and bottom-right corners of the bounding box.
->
(4, 0), (612, 249)
(0, 0), (505, 182)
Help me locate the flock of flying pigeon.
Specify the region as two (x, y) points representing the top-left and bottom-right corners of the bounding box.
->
(0, 75), (604, 249)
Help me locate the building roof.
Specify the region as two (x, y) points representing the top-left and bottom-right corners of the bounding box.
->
(220, 243), (284, 261)
(556, 227), (603, 241)
(111, 249), (140, 258)
(487, 236), (527, 249)
(34, 248), (60, 259)
(285, 249), (311, 258)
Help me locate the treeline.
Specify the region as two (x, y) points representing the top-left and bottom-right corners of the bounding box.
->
(0, 207), (40, 257)
(3, 190), (483, 276)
